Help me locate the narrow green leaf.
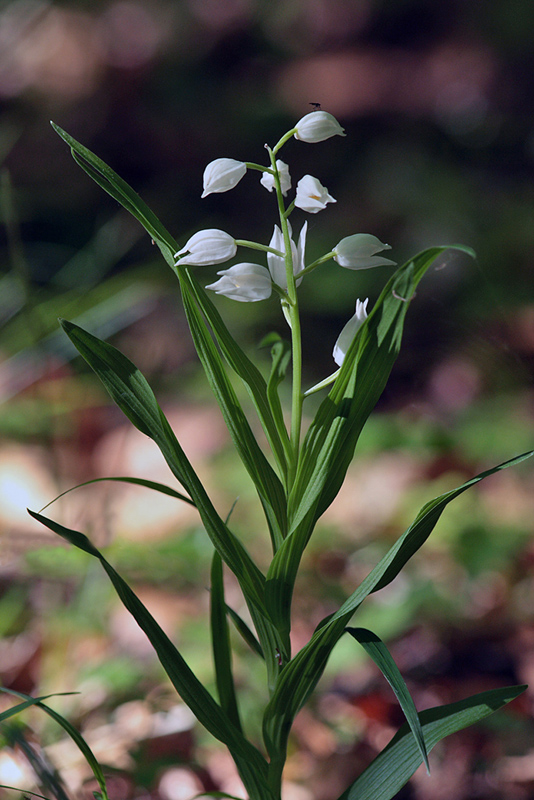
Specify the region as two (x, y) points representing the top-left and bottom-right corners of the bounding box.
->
(51, 123), (177, 269)
(0, 692), (76, 724)
(52, 123), (289, 488)
(181, 289), (287, 550)
(39, 476), (195, 513)
(259, 333), (291, 452)
(267, 249), (473, 636)
(177, 268), (292, 478)
(336, 685), (526, 800)
(211, 552), (242, 732)
(59, 318), (267, 614)
(26, 511), (273, 800)
(345, 627), (429, 773)
(0, 786), (51, 800)
(226, 605), (264, 659)
(1, 688), (109, 800)
(263, 449), (534, 765)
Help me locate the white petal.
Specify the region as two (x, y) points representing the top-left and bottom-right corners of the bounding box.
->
(175, 229), (236, 266)
(206, 263), (272, 302)
(333, 234), (395, 270)
(294, 111), (346, 143)
(260, 160), (291, 196)
(202, 159), (246, 197)
(295, 174), (336, 214)
(333, 298), (369, 366)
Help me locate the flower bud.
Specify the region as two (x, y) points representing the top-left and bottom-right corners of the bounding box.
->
(202, 158), (247, 197)
(294, 111), (346, 143)
(333, 234), (396, 270)
(206, 263), (272, 302)
(333, 298), (369, 366)
(260, 160), (291, 196)
(295, 174), (336, 214)
(175, 229), (237, 266)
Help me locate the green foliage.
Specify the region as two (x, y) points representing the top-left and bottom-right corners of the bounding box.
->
(20, 120), (532, 800)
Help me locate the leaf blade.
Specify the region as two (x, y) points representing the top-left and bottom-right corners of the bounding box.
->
(345, 627), (429, 773)
(336, 685), (526, 800)
(1, 688), (109, 800)
(27, 511), (273, 800)
(211, 552), (242, 732)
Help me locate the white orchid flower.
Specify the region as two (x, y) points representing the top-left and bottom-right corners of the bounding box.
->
(333, 234), (396, 270)
(295, 175), (336, 214)
(206, 263), (272, 302)
(260, 160), (291, 196)
(202, 159), (247, 197)
(267, 221), (307, 288)
(294, 111), (346, 143)
(175, 229), (237, 266)
(333, 298), (369, 366)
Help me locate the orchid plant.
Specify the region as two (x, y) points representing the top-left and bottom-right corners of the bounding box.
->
(6, 110), (533, 800)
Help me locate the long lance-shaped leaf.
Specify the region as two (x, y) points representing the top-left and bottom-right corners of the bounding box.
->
(52, 123), (289, 483)
(0, 692), (76, 724)
(59, 319), (267, 614)
(345, 628), (429, 773)
(211, 552), (242, 732)
(181, 288), (287, 550)
(265, 246), (475, 636)
(27, 511), (274, 800)
(226, 605), (264, 659)
(39, 476), (195, 513)
(51, 122), (177, 270)
(336, 684), (526, 800)
(1, 688), (109, 800)
(262, 449), (534, 764)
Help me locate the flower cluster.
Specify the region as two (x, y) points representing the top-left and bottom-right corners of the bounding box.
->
(174, 110), (396, 364)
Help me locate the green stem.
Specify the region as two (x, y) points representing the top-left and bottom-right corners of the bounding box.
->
(267, 149), (303, 488)
(272, 128), (297, 155)
(299, 250), (335, 277)
(236, 239), (284, 258)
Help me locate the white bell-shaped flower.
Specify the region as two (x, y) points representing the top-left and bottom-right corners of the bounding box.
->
(295, 175), (336, 214)
(294, 111), (346, 143)
(201, 159), (247, 197)
(260, 160), (291, 196)
(175, 229), (237, 266)
(333, 298), (369, 366)
(206, 263), (272, 302)
(267, 221), (307, 288)
(333, 234), (396, 270)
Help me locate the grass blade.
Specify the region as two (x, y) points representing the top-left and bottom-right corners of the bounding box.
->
(1, 688), (109, 800)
